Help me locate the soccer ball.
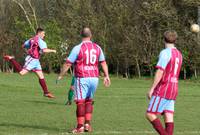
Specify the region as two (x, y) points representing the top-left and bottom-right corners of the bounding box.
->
(190, 24), (200, 33)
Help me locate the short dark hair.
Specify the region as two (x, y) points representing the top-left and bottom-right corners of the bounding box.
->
(164, 30), (178, 44)
(81, 27), (92, 38)
(36, 28), (44, 34)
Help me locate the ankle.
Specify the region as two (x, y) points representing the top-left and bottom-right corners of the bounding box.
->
(77, 124), (84, 128)
(85, 120), (90, 125)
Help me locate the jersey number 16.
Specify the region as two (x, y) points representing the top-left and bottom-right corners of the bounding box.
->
(85, 49), (97, 64)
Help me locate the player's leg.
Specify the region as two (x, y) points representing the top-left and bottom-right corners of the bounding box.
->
(20, 55), (37, 76)
(72, 100), (85, 133)
(4, 55), (30, 75)
(146, 113), (167, 135)
(65, 87), (74, 105)
(3, 55), (22, 72)
(84, 98), (93, 132)
(65, 76), (75, 105)
(164, 113), (174, 135)
(84, 77), (98, 132)
(146, 96), (168, 135)
(33, 60), (54, 98)
(35, 70), (54, 98)
(72, 77), (87, 133)
(19, 69), (29, 75)
(163, 100), (175, 135)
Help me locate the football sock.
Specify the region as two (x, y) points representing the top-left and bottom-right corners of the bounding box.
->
(165, 122), (174, 135)
(76, 101), (85, 128)
(10, 59), (22, 72)
(85, 98), (93, 124)
(151, 118), (168, 135)
(77, 124), (83, 129)
(39, 79), (49, 94)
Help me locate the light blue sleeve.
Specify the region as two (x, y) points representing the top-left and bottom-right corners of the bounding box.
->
(99, 47), (105, 62)
(156, 49), (171, 70)
(38, 38), (47, 49)
(24, 40), (30, 49)
(67, 45), (81, 63)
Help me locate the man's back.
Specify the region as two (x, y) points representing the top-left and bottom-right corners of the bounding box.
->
(24, 35), (47, 59)
(153, 47), (182, 100)
(74, 41), (104, 77)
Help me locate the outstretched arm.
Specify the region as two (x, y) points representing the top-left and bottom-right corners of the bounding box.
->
(38, 38), (56, 53)
(147, 69), (164, 99)
(43, 48), (56, 53)
(101, 61), (111, 87)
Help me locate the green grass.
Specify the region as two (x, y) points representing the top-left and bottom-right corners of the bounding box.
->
(0, 73), (200, 135)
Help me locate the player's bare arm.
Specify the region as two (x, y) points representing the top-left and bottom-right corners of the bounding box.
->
(57, 63), (72, 80)
(43, 48), (57, 53)
(100, 61), (111, 87)
(147, 69), (164, 99)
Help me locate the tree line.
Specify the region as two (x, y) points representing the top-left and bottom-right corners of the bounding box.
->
(0, 0), (200, 79)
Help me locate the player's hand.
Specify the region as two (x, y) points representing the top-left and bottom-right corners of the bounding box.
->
(147, 88), (154, 100)
(104, 76), (111, 87)
(57, 75), (62, 80)
(56, 75), (62, 84)
(53, 50), (57, 53)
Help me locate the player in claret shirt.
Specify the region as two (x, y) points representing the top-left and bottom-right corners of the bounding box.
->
(146, 30), (182, 135)
(4, 28), (56, 98)
(57, 27), (111, 134)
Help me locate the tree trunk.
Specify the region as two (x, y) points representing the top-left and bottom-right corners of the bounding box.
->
(150, 66), (153, 77)
(194, 67), (197, 79)
(124, 72), (128, 79)
(48, 64), (52, 73)
(12, 0), (36, 33)
(127, 67), (130, 78)
(116, 60), (119, 78)
(135, 58), (141, 78)
(184, 68), (187, 80)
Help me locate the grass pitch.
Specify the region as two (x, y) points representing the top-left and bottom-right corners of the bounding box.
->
(0, 73), (200, 135)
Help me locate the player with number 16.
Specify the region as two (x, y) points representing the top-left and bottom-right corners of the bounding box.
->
(57, 27), (110, 134)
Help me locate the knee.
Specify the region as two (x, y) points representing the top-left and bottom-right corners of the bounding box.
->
(39, 77), (44, 79)
(164, 113), (174, 123)
(19, 69), (28, 76)
(146, 112), (156, 121)
(145, 112), (151, 119)
(37, 74), (44, 79)
(85, 98), (93, 104)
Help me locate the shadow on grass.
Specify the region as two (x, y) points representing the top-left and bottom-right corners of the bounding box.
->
(0, 123), (75, 134)
(0, 122), (65, 132)
(23, 100), (64, 106)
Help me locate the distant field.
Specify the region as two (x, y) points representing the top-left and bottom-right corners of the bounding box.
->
(0, 73), (200, 135)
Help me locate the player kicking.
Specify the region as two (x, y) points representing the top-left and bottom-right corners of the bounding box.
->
(57, 27), (110, 134)
(146, 30), (182, 135)
(4, 28), (56, 98)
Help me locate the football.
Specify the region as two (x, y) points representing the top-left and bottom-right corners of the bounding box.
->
(191, 24), (200, 33)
